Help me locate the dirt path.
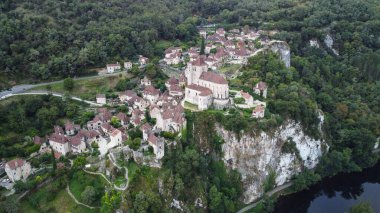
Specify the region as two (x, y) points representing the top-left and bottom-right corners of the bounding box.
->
(66, 185), (99, 209)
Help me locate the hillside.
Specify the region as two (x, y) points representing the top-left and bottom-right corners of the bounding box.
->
(1, 0), (379, 88)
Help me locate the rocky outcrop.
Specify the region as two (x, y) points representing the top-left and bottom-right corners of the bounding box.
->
(216, 120), (326, 203)
(251, 40), (291, 68)
(324, 34), (339, 56)
(268, 41), (291, 68)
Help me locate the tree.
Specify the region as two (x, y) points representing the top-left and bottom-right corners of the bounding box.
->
(349, 202), (374, 213)
(81, 186), (96, 205)
(51, 149), (57, 175)
(209, 185), (223, 212)
(133, 191), (149, 212)
(2, 196), (20, 213)
(110, 117), (121, 128)
(200, 37), (205, 55)
(128, 138), (141, 151)
(63, 77), (74, 91)
(292, 170), (321, 191)
(73, 156), (87, 169)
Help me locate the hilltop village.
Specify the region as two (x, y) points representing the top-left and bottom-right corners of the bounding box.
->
(2, 26), (273, 193)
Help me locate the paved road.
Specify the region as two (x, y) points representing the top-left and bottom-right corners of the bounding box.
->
(7, 91), (102, 106)
(0, 71), (129, 100)
(237, 182), (293, 213)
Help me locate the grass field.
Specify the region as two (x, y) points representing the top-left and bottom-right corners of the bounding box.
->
(30, 73), (130, 100)
(184, 101), (199, 111)
(21, 183), (98, 213)
(127, 161), (139, 182)
(69, 171), (108, 206)
(219, 63), (242, 76)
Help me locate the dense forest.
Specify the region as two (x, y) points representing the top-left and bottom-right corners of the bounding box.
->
(0, 0), (379, 86)
(0, 95), (91, 158)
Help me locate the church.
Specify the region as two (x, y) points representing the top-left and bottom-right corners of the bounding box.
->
(184, 56), (230, 110)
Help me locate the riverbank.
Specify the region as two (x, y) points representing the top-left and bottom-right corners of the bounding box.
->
(238, 149), (380, 213)
(274, 160), (380, 212)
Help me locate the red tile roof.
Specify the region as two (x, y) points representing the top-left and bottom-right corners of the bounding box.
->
(187, 84), (213, 96)
(166, 77), (179, 85)
(255, 81), (268, 90)
(199, 72), (228, 84)
(54, 126), (64, 134)
(191, 56), (207, 66)
(111, 129), (121, 137)
(96, 94), (106, 99)
(144, 86), (160, 96)
(33, 136), (43, 145)
(253, 105), (265, 113)
(65, 121), (75, 131)
(107, 64), (120, 67)
(116, 112), (129, 123)
(69, 135), (82, 146)
(49, 133), (68, 144)
(240, 91), (252, 100)
(148, 133), (158, 145)
(6, 158), (26, 170)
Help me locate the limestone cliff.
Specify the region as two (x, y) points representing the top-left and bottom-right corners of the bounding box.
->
(268, 41), (291, 68)
(215, 120), (326, 203)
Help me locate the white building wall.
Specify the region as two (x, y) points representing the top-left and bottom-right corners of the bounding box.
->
(72, 141), (86, 154)
(5, 163), (31, 182)
(50, 141), (70, 156)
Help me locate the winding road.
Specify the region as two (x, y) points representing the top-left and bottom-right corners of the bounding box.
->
(9, 91), (102, 106)
(0, 70), (130, 100)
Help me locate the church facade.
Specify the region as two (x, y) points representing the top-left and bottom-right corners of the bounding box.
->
(184, 56), (230, 110)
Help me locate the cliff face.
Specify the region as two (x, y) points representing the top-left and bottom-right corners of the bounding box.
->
(268, 41), (291, 68)
(216, 120), (326, 203)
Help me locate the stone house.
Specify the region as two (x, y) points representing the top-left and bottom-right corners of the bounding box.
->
(65, 121), (80, 136)
(49, 133), (70, 156)
(69, 135), (86, 154)
(139, 55), (148, 66)
(124, 61), (133, 70)
(119, 90), (137, 102)
(109, 129), (122, 147)
(106, 63), (121, 73)
(253, 81), (268, 98)
(143, 86), (160, 104)
(5, 159), (31, 182)
(96, 94), (107, 105)
(252, 105), (265, 118)
(140, 76), (152, 86)
(116, 112), (129, 127)
(147, 133), (164, 159)
(236, 90), (254, 106)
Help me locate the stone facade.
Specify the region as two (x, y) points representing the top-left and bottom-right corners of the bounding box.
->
(184, 56), (229, 110)
(5, 159), (31, 182)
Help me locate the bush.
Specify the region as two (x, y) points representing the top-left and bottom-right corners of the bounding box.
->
(63, 78), (74, 91)
(127, 138), (141, 151)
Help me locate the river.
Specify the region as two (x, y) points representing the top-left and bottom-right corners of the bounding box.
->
(274, 162), (380, 213)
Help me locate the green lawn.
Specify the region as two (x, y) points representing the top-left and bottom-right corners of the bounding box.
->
(184, 101), (199, 111)
(30, 73), (130, 100)
(127, 161), (139, 182)
(218, 64), (242, 76)
(115, 176), (127, 187)
(69, 171), (108, 206)
(21, 182), (98, 213)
